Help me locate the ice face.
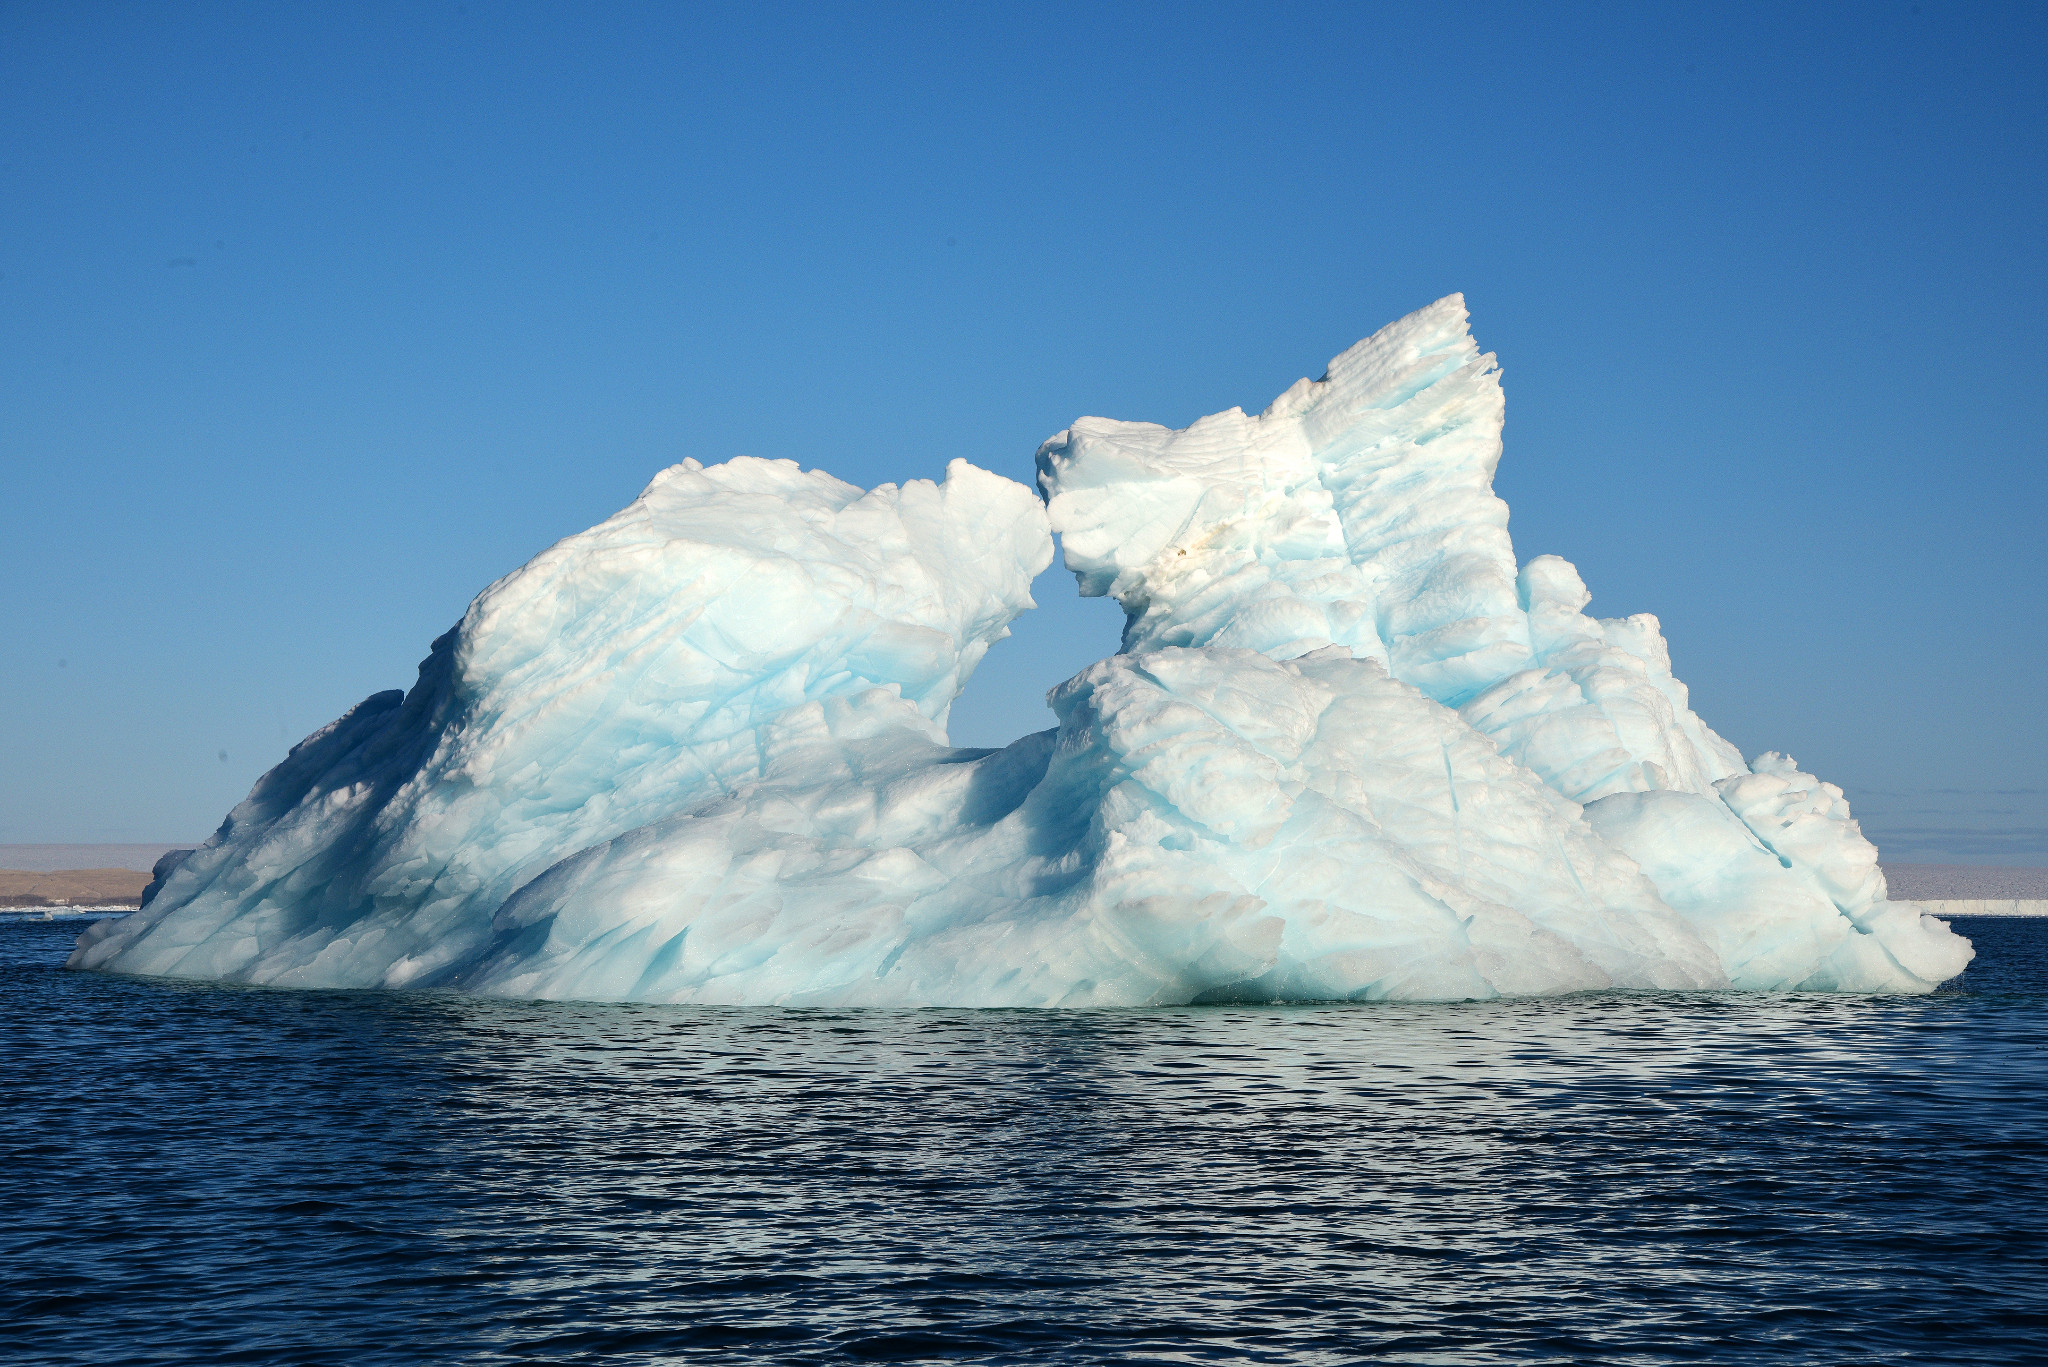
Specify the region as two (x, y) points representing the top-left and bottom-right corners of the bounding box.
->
(444, 646), (1724, 1005)
(1036, 295), (1744, 805)
(73, 300), (1972, 1000)
(74, 457), (1052, 988)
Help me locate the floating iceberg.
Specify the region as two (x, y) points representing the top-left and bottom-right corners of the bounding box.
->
(74, 297), (1972, 1002)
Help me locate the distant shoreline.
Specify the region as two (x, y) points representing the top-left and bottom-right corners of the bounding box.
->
(1917, 901), (2048, 918)
(0, 867), (152, 910)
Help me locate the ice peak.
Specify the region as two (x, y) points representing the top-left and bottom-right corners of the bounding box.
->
(1038, 294), (1511, 682)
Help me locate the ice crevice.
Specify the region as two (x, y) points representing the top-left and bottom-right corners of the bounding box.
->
(72, 296), (1972, 1002)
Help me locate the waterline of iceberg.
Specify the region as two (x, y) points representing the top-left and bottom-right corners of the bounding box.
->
(72, 297), (1971, 1001)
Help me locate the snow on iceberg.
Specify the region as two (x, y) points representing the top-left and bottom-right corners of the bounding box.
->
(74, 297), (1971, 1001)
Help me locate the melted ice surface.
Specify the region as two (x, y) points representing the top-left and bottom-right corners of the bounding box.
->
(75, 300), (1971, 1001)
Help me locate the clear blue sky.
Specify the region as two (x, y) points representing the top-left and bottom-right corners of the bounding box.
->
(3, 2), (2043, 863)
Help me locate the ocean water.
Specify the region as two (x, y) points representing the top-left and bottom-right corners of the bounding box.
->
(4, 916), (2044, 1366)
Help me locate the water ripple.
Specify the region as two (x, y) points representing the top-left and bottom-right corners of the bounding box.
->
(4, 917), (2044, 1365)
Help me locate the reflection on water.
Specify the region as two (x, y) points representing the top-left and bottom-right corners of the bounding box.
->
(4, 917), (2045, 1365)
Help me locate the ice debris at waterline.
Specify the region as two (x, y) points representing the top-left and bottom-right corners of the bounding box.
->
(73, 297), (1971, 1003)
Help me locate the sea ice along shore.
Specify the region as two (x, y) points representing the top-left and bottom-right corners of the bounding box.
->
(72, 297), (1973, 1003)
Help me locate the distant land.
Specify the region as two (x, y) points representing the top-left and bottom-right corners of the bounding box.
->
(0, 845), (198, 909)
(1, 844), (2041, 915)
(1879, 865), (2048, 900)
(0, 867), (151, 910)
(0, 844), (199, 873)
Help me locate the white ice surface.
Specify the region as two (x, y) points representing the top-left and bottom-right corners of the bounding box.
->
(75, 456), (1051, 988)
(451, 647), (1725, 1005)
(1036, 295), (1744, 805)
(74, 299), (1971, 1000)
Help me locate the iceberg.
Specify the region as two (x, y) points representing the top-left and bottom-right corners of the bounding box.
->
(74, 297), (1972, 1002)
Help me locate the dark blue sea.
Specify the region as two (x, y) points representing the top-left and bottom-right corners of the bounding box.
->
(4, 915), (2045, 1365)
